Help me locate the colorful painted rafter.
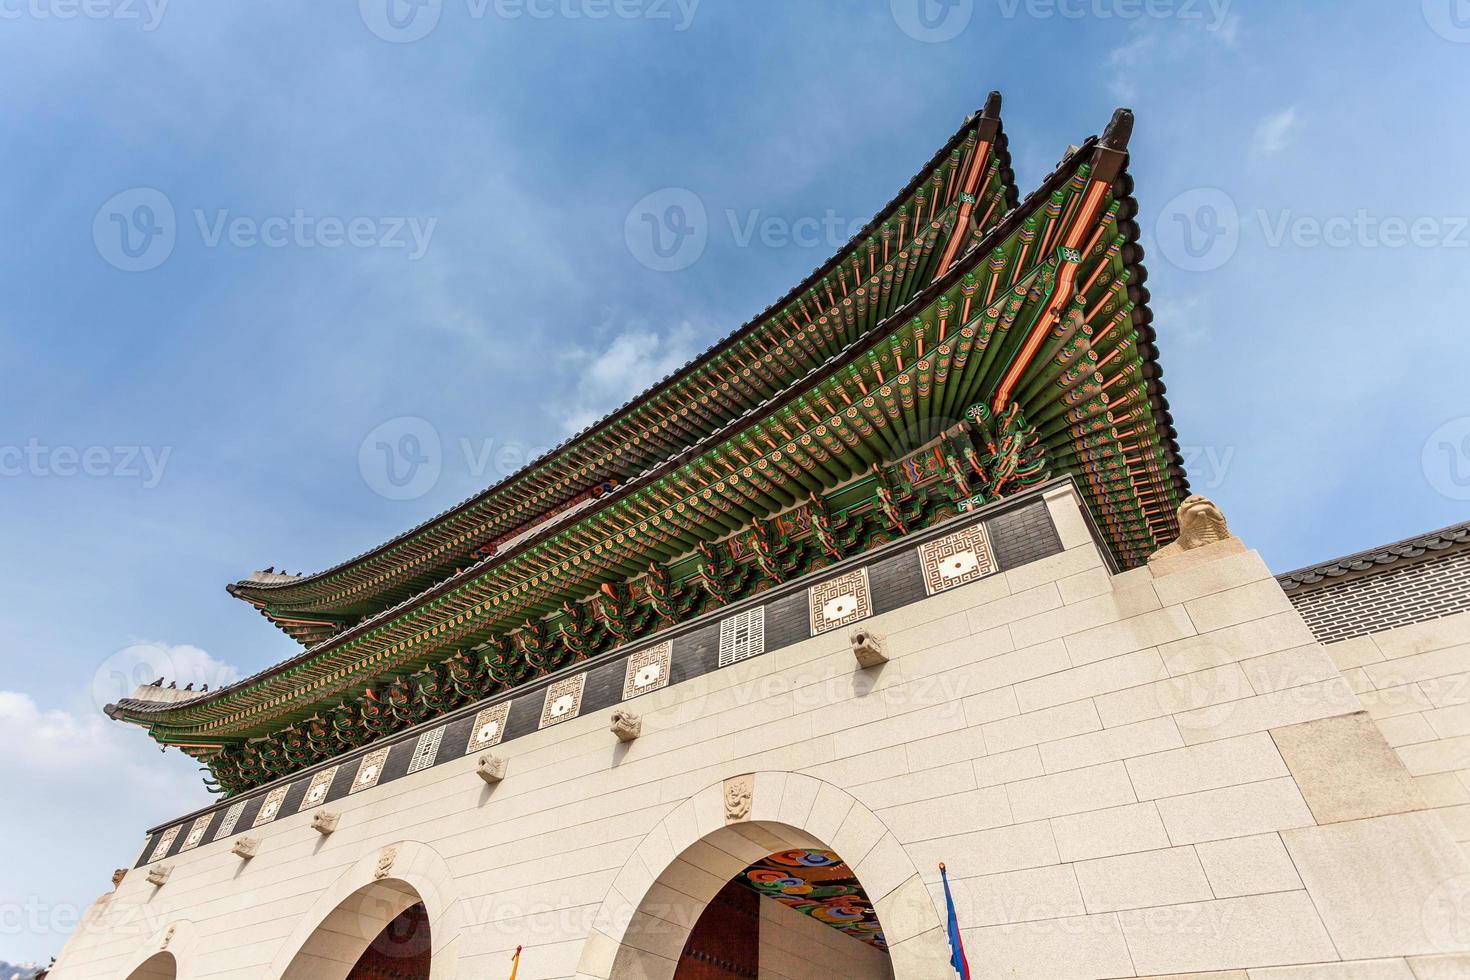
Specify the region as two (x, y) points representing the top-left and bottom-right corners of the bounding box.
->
(109, 96), (1188, 795)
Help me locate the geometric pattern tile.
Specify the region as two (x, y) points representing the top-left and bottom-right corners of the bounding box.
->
(302, 766), (338, 809)
(148, 826), (180, 863)
(178, 814), (211, 852)
(623, 641), (672, 700)
(217, 799), (247, 838)
(350, 748), (391, 794)
(408, 726), (444, 774)
(808, 567), (872, 635)
(465, 704), (510, 755)
(718, 606), (765, 667)
(918, 522), (996, 595)
(132, 506), (1069, 867)
(539, 673), (586, 729)
(253, 784), (290, 827)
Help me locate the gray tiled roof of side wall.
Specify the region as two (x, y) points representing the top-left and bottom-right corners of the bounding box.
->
(1277, 520), (1470, 644)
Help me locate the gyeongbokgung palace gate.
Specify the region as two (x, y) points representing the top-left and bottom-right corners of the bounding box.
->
(53, 96), (1470, 980)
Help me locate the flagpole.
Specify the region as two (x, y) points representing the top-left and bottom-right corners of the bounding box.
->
(508, 944), (522, 980)
(940, 862), (971, 979)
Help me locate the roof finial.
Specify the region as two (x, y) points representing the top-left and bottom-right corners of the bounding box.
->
(982, 90), (1002, 120)
(1102, 108), (1134, 150)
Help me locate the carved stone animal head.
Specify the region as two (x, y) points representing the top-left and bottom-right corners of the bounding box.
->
(1176, 495), (1231, 550)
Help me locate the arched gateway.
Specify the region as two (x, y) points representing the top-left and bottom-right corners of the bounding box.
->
(576, 773), (955, 979)
(122, 952), (176, 980)
(59, 95), (1470, 980)
(268, 840), (462, 980)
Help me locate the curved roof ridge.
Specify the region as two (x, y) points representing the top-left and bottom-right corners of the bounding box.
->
(228, 94), (1014, 608)
(120, 132), (1111, 722)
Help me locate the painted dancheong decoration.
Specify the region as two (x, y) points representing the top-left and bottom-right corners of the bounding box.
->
(740, 849), (887, 949)
(105, 93), (1188, 797)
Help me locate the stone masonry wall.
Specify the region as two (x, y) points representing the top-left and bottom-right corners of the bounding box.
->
(1319, 610), (1470, 853)
(49, 485), (1470, 980)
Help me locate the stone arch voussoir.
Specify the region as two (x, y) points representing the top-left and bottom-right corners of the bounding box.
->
(115, 916), (194, 980)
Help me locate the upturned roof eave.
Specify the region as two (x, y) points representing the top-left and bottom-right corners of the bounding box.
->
(118, 132), (1110, 729)
(119, 111), (1190, 739)
(227, 94), (1016, 616)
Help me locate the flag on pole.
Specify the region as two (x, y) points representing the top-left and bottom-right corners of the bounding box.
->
(508, 944), (522, 980)
(939, 863), (971, 979)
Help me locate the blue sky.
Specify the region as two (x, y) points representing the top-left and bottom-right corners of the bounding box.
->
(2, 0), (1468, 965)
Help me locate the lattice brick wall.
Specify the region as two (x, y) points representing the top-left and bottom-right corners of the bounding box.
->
(1286, 549), (1470, 644)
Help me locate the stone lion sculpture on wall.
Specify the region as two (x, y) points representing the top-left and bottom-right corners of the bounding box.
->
(1149, 494), (1237, 563)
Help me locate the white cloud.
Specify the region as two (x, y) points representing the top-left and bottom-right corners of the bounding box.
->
(90, 642), (242, 710)
(1104, 10), (1243, 104)
(0, 649), (237, 963)
(553, 323), (703, 435)
(1106, 33), (1159, 102)
(1253, 107), (1298, 157)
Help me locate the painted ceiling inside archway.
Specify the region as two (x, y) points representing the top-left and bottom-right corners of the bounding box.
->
(738, 849), (886, 950)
